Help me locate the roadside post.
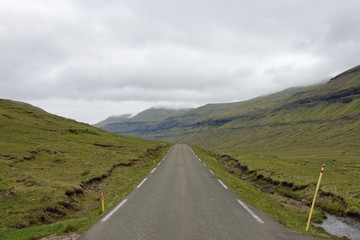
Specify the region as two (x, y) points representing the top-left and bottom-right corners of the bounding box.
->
(306, 164), (325, 231)
(101, 192), (104, 213)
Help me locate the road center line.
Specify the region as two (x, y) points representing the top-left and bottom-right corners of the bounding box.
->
(217, 179), (228, 189)
(237, 199), (264, 224)
(137, 178), (147, 188)
(151, 168), (157, 173)
(101, 199), (127, 222)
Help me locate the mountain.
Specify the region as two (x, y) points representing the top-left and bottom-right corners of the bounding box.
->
(99, 65), (360, 149)
(0, 99), (170, 239)
(93, 114), (132, 128)
(95, 108), (192, 137)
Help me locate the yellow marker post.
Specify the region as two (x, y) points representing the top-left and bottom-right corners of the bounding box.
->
(306, 164), (325, 232)
(101, 192), (104, 213)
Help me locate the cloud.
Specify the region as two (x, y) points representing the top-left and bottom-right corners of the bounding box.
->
(1, 0), (360, 123)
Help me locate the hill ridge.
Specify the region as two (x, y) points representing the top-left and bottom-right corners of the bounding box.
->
(0, 99), (170, 238)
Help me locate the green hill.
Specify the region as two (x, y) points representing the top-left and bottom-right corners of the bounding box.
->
(96, 108), (192, 136)
(0, 99), (170, 239)
(93, 114), (132, 128)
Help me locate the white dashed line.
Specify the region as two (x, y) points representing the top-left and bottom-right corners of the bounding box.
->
(136, 178), (147, 188)
(209, 170), (214, 175)
(237, 199), (264, 224)
(151, 168), (157, 173)
(217, 179), (228, 189)
(101, 199), (127, 222)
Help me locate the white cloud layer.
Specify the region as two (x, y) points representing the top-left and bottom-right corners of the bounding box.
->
(1, 0), (360, 123)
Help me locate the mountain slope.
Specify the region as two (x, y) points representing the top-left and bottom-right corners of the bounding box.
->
(120, 65), (360, 147)
(0, 99), (170, 239)
(96, 108), (192, 137)
(93, 114), (132, 128)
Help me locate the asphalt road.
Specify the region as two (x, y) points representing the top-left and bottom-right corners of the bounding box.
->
(79, 144), (315, 240)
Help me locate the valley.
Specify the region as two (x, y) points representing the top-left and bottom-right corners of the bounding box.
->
(95, 65), (360, 235)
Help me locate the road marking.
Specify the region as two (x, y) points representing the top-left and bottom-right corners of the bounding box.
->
(237, 199), (264, 224)
(217, 179), (228, 189)
(158, 162), (161, 166)
(101, 199), (127, 222)
(209, 170), (214, 175)
(137, 178), (147, 188)
(203, 163), (206, 167)
(151, 168), (157, 173)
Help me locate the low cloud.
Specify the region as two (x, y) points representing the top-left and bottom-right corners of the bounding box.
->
(1, 0), (359, 123)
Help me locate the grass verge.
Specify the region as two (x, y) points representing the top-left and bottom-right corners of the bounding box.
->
(190, 145), (342, 239)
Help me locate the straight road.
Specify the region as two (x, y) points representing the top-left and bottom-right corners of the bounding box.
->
(79, 144), (315, 240)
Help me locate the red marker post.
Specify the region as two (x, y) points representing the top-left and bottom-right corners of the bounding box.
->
(101, 192), (104, 213)
(306, 164), (325, 231)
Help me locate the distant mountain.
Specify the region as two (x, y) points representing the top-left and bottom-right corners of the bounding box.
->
(93, 114), (132, 128)
(96, 65), (360, 151)
(94, 108), (193, 137)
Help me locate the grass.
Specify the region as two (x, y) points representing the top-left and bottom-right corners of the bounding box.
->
(190, 145), (339, 239)
(0, 99), (171, 239)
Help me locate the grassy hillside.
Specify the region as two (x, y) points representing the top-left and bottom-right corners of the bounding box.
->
(97, 108), (192, 136)
(0, 99), (170, 239)
(93, 114), (132, 128)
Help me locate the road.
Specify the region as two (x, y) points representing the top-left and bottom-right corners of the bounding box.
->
(79, 144), (315, 240)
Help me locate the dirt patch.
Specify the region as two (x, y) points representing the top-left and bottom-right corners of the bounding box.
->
(68, 129), (79, 134)
(58, 200), (82, 211)
(26, 206), (68, 226)
(79, 160), (137, 190)
(94, 143), (122, 148)
(40, 233), (79, 240)
(65, 188), (84, 197)
(1, 114), (14, 119)
(81, 170), (90, 176)
(55, 159), (66, 163)
(320, 191), (347, 207)
(25, 180), (47, 187)
(16, 176), (27, 182)
(30, 148), (58, 155)
(68, 129), (99, 135)
(261, 184), (275, 194)
(23, 155), (35, 160)
(145, 146), (163, 159)
(346, 207), (360, 219)
(217, 154), (248, 176)
(0, 189), (17, 199)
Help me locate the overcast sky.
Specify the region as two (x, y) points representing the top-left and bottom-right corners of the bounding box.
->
(1, 0), (360, 124)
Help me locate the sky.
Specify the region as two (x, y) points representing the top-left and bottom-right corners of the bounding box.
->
(1, 0), (360, 124)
